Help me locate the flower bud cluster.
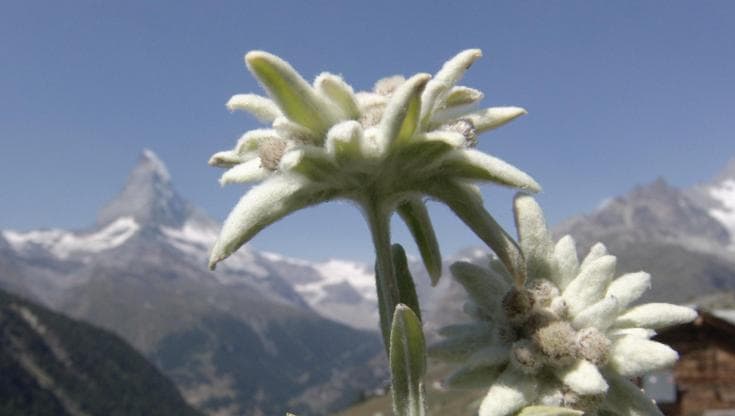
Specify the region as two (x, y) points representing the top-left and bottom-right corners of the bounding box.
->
(502, 281), (611, 376)
(431, 195), (698, 416)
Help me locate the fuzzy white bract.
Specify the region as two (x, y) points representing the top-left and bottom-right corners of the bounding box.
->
(208, 49), (539, 283)
(431, 194), (697, 416)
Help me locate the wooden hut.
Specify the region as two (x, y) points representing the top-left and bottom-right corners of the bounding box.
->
(649, 310), (735, 415)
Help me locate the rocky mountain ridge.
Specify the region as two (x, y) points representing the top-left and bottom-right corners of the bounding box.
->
(0, 150), (385, 416)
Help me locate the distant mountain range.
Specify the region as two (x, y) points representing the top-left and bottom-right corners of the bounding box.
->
(2, 150), (734, 415)
(0, 150), (385, 416)
(554, 159), (735, 303)
(0, 287), (201, 416)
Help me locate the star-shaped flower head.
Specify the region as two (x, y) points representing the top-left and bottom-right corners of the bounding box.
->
(430, 194), (697, 416)
(208, 49), (539, 285)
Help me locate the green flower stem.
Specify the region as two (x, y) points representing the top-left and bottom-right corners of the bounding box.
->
(364, 198), (401, 352)
(425, 181), (527, 286)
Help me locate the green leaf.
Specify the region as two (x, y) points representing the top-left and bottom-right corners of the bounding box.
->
(390, 304), (427, 416)
(425, 180), (527, 285)
(390, 139), (454, 176)
(209, 177), (333, 270)
(379, 73), (430, 150)
(219, 159), (269, 185)
(461, 106), (527, 133)
(420, 49), (483, 129)
(208, 150), (242, 168)
(444, 86), (484, 108)
(450, 261), (510, 314)
(226, 94), (282, 123)
(513, 193), (556, 280)
(392, 244), (422, 321)
(314, 72), (361, 119)
(440, 149), (541, 192)
(245, 51), (339, 137)
(516, 406), (584, 416)
(397, 199), (442, 285)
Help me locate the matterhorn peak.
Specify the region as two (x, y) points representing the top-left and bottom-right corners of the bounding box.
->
(140, 148), (171, 182)
(97, 150), (192, 228)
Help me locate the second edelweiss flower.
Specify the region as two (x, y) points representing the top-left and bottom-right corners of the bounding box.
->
(208, 49), (539, 286)
(431, 194), (697, 416)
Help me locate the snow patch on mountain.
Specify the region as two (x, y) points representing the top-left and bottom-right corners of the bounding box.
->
(262, 252), (376, 301)
(708, 179), (735, 248)
(162, 219), (268, 278)
(3, 217), (139, 259)
(161, 219), (218, 257)
(309, 260), (376, 302)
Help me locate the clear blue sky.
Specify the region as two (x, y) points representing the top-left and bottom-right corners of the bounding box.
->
(1, 1), (734, 263)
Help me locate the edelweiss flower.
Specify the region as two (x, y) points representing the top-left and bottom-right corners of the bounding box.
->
(431, 194), (697, 416)
(208, 49), (539, 287)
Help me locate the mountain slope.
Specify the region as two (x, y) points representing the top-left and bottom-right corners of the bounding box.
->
(554, 174), (735, 303)
(0, 288), (202, 416)
(0, 150), (385, 416)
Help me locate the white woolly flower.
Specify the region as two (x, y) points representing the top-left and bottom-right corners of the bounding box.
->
(431, 194), (697, 416)
(208, 49), (539, 285)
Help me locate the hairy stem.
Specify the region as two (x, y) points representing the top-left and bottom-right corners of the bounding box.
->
(364, 198), (401, 353)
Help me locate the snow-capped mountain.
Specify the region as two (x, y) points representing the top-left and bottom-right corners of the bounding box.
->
(552, 162), (735, 304)
(4, 217), (140, 260)
(688, 157), (735, 250)
(0, 150), (385, 416)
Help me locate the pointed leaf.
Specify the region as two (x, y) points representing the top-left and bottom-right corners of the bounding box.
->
(390, 304), (427, 416)
(226, 94), (282, 123)
(479, 367), (537, 416)
(209, 150), (242, 168)
(440, 149), (541, 192)
(613, 303), (697, 330)
(554, 359), (608, 395)
(392, 244), (422, 322)
(609, 337), (678, 377)
(444, 86), (484, 108)
(580, 242), (607, 270)
(451, 106), (527, 133)
(513, 194), (556, 280)
(606, 272), (651, 310)
(209, 177), (332, 269)
(562, 255), (617, 316)
(571, 296), (619, 330)
(450, 261), (510, 314)
(379, 73), (430, 150)
(397, 199), (442, 285)
(425, 180), (527, 285)
(516, 406), (583, 416)
(552, 235), (579, 290)
(420, 49), (483, 128)
(417, 130), (466, 147)
(219, 159), (270, 185)
(392, 139), (455, 174)
(602, 371), (666, 416)
(314, 72), (361, 119)
(246, 51), (339, 136)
